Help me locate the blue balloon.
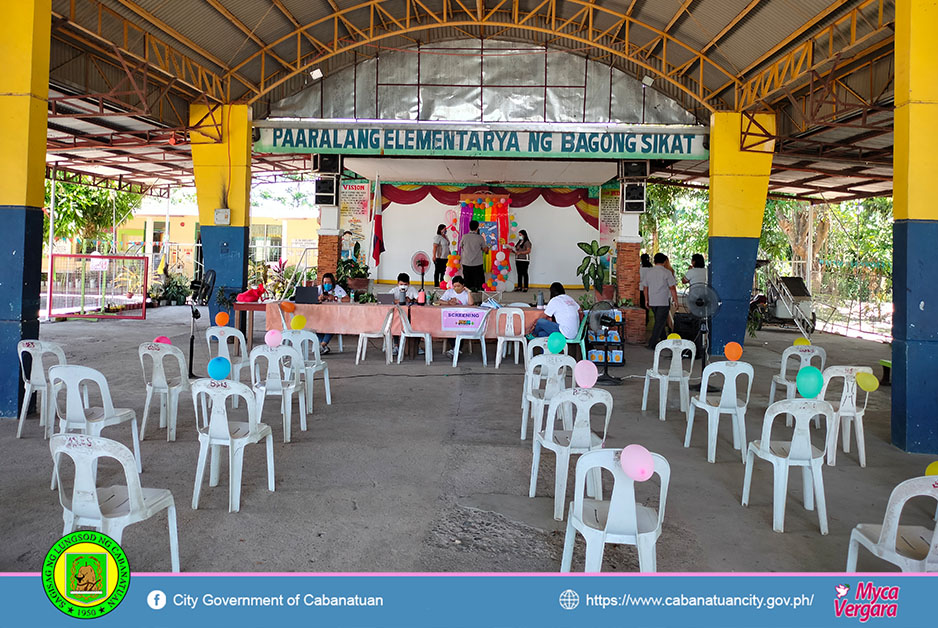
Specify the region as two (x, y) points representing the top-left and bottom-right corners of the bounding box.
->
(207, 356), (231, 381)
(547, 332), (566, 354)
(796, 366), (824, 399)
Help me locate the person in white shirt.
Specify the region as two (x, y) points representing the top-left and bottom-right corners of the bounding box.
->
(682, 253), (708, 286)
(316, 272), (348, 354)
(641, 253), (679, 349)
(533, 283), (581, 338)
(388, 272), (420, 304)
(439, 275), (473, 306)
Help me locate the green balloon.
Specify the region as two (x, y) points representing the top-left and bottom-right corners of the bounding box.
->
(796, 366), (824, 399)
(547, 332), (566, 354)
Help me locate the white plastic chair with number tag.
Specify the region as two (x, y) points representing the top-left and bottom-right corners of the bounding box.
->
(191, 379), (274, 513)
(206, 326), (249, 406)
(17, 339), (66, 439)
(642, 338), (696, 421)
(769, 345), (826, 426)
(282, 330), (332, 410)
(820, 365), (874, 467)
(521, 353), (575, 440)
(495, 308), (526, 368)
(250, 344), (307, 444)
(529, 387), (614, 521)
(139, 342), (190, 441)
(50, 434), (179, 571)
(684, 360), (754, 463)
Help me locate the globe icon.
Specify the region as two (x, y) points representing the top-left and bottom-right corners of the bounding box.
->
(558, 589), (579, 610)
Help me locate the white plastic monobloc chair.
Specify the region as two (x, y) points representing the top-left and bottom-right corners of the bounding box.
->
(282, 329), (332, 409)
(50, 434), (179, 571)
(561, 448), (670, 573)
(495, 308), (527, 368)
(521, 337), (566, 410)
(521, 353), (576, 440)
(250, 344), (307, 443)
(17, 339), (66, 439)
(452, 309), (493, 367)
(769, 345), (827, 426)
(530, 387), (614, 520)
(742, 399), (834, 535)
(642, 338), (696, 421)
(191, 379), (274, 513)
(48, 365), (142, 490)
(820, 365), (874, 467)
(355, 307), (395, 365)
(206, 326), (249, 406)
(139, 342), (190, 442)
(396, 306), (433, 365)
(846, 476), (938, 572)
(684, 360), (754, 463)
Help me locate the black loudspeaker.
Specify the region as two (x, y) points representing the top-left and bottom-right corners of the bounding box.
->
(622, 182), (646, 213)
(313, 153), (342, 175)
(672, 313), (702, 354)
(619, 160), (648, 178)
(314, 175), (338, 205)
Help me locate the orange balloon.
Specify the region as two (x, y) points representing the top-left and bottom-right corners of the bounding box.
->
(280, 301), (296, 313)
(724, 341), (743, 361)
(214, 312), (229, 326)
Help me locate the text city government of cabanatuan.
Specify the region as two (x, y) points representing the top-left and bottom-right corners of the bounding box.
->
(263, 127), (704, 157)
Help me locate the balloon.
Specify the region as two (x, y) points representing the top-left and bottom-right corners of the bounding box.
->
(495, 251), (506, 261)
(856, 372), (879, 393)
(207, 356), (231, 380)
(500, 280), (515, 292)
(621, 444), (654, 482)
(547, 332), (566, 354)
(500, 198), (506, 204)
(925, 461), (938, 476)
(574, 360), (598, 388)
(667, 333), (681, 340)
(153, 336), (171, 344)
(793, 337), (811, 346)
(796, 366), (824, 399)
(724, 341), (743, 361)
(280, 301), (296, 313)
(265, 329), (282, 347)
(291, 314), (307, 330)
(511, 222), (518, 227)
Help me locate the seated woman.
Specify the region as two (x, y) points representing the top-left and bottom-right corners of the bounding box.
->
(439, 275), (474, 306)
(532, 282), (581, 338)
(316, 272), (349, 354)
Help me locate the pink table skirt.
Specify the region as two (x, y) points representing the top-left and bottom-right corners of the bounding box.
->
(265, 302), (546, 338)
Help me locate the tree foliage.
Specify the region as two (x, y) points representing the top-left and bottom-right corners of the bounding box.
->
(44, 180), (142, 251)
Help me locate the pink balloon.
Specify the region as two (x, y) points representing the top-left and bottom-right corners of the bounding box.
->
(621, 444), (654, 482)
(153, 336), (171, 344)
(574, 359), (598, 388)
(265, 329), (282, 347)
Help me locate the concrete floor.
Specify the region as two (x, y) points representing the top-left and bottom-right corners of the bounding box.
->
(1, 306), (934, 573)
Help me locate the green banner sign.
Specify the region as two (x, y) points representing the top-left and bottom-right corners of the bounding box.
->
(254, 121), (707, 160)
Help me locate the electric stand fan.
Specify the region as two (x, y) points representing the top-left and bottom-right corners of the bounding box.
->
(187, 269), (215, 378)
(686, 283), (721, 391)
(587, 300), (622, 386)
(411, 251), (431, 290)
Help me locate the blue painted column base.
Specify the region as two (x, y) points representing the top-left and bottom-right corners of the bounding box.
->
(199, 226), (249, 322)
(892, 220), (938, 453)
(708, 236), (759, 355)
(0, 207), (43, 418)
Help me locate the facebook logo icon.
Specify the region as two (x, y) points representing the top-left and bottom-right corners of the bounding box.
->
(147, 590), (167, 610)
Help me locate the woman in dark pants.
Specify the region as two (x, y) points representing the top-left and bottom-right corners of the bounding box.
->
(514, 229), (532, 292)
(432, 224), (449, 287)
(639, 253), (652, 319)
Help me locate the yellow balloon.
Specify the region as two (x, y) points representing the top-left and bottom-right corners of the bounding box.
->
(667, 333), (681, 340)
(290, 314), (307, 330)
(793, 337), (811, 346)
(855, 371), (879, 393)
(925, 461), (938, 476)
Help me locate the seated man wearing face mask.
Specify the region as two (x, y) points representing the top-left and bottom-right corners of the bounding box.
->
(388, 272), (419, 304)
(316, 272), (349, 354)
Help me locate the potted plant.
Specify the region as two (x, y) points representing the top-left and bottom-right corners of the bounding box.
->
(162, 273), (192, 306)
(115, 266), (143, 299)
(147, 283), (164, 307)
(336, 242), (371, 292)
(576, 240), (615, 301)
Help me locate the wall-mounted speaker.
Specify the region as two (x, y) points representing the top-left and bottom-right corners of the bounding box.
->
(618, 160), (648, 179)
(621, 182), (646, 213)
(314, 175), (338, 206)
(312, 153), (342, 175)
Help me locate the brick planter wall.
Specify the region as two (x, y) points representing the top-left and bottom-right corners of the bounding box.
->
(624, 307), (646, 344)
(616, 241), (642, 304)
(317, 234), (342, 278)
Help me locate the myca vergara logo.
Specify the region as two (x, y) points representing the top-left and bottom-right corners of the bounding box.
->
(42, 531), (130, 619)
(834, 582), (899, 622)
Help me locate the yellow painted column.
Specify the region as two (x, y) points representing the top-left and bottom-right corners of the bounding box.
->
(0, 1), (51, 418)
(707, 111), (774, 352)
(891, 0), (938, 453)
(190, 104), (252, 316)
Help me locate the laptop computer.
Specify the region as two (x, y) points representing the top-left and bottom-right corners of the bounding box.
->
(293, 286), (320, 304)
(375, 293), (396, 305)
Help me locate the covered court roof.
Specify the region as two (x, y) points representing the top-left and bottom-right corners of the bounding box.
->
(46, 0), (894, 200)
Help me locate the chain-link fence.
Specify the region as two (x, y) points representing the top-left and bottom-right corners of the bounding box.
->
(46, 254), (148, 319)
